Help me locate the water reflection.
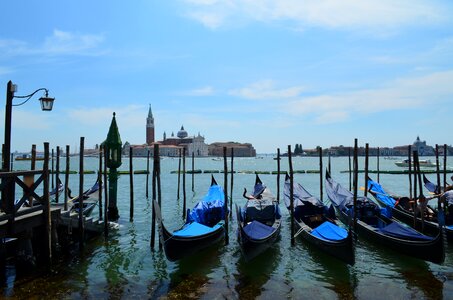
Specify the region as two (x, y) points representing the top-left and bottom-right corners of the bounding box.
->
(358, 239), (444, 299)
(159, 244), (223, 299)
(300, 239), (356, 299)
(234, 244), (280, 299)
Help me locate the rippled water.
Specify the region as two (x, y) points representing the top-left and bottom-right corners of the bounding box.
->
(2, 156), (453, 299)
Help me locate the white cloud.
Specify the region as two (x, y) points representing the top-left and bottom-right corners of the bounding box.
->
(282, 70), (453, 123)
(229, 80), (305, 100)
(43, 29), (105, 55)
(186, 86), (216, 96)
(183, 0), (449, 31)
(0, 29), (105, 57)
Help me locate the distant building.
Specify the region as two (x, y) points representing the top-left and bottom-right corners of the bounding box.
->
(146, 105), (155, 145)
(208, 142), (256, 157)
(412, 136), (434, 156)
(122, 105), (255, 157)
(160, 126), (209, 157)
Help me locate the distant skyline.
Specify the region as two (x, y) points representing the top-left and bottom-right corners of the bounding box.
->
(1, 1), (452, 153)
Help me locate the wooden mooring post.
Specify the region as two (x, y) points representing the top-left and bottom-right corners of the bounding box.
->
(223, 147), (229, 245)
(276, 148), (280, 203)
(43, 142), (52, 261)
(103, 145), (109, 237)
(129, 147), (134, 222)
(318, 146), (323, 202)
(288, 145), (295, 246)
(230, 148), (234, 215)
(444, 144), (448, 192)
(377, 147), (380, 183)
(182, 148), (187, 219)
(177, 148), (181, 199)
(64, 145), (70, 211)
(146, 149), (150, 198)
(51, 148), (54, 189)
(55, 146), (60, 203)
(364, 143), (369, 198)
(31, 144), (36, 170)
(78, 137), (85, 249)
(98, 146), (103, 221)
(150, 144), (158, 249)
(407, 145), (413, 207)
(352, 139), (358, 241)
(348, 147), (352, 191)
(156, 145), (162, 250)
(192, 151), (195, 192)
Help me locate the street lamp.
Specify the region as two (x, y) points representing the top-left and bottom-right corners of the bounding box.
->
(3, 80), (55, 171)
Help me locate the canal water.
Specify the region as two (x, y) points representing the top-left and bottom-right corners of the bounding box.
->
(2, 155), (453, 299)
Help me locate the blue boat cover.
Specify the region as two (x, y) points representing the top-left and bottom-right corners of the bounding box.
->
(243, 220), (275, 239)
(187, 184), (226, 225)
(173, 222), (222, 237)
(325, 175), (355, 209)
(283, 178), (323, 210)
(368, 179), (396, 207)
(378, 222), (434, 241)
(311, 221), (348, 241)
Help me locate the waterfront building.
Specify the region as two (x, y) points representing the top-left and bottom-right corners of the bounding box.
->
(160, 126), (208, 157)
(208, 142), (256, 157)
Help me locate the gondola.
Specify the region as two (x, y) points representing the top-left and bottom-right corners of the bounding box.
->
(69, 179), (100, 217)
(154, 176), (227, 261)
(236, 175), (281, 260)
(53, 179), (100, 217)
(283, 174), (354, 264)
(325, 172), (445, 264)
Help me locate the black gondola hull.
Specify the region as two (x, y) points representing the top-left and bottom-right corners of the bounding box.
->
(335, 207), (445, 264)
(237, 222), (281, 261)
(154, 200), (225, 261)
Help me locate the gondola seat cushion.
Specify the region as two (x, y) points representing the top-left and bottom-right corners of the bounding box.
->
(173, 222), (222, 237)
(243, 220), (275, 239)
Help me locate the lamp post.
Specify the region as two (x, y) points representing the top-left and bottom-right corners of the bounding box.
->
(103, 112), (122, 220)
(3, 80), (55, 171)
(2, 80), (54, 213)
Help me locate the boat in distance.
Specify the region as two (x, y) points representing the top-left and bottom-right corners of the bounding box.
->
(395, 159), (436, 168)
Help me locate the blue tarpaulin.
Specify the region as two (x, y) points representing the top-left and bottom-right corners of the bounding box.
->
(243, 220), (275, 239)
(379, 222), (434, 241)
(311, 221), (348, 241)
(368, 179), (396, 207)
(188, 184), (226, 226)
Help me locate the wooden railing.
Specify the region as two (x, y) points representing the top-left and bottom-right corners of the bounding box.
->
(0, 170), (48, 217)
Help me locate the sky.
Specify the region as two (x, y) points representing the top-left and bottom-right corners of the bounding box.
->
(1, 0), (453, 154)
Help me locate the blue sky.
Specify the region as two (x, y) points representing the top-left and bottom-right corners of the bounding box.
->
(1, 1), (453, 153)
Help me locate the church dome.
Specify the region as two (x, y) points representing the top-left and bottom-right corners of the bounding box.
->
(177, 125), (188, 139)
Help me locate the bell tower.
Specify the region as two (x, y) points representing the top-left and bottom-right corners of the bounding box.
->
(146, 104), (155, 145)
